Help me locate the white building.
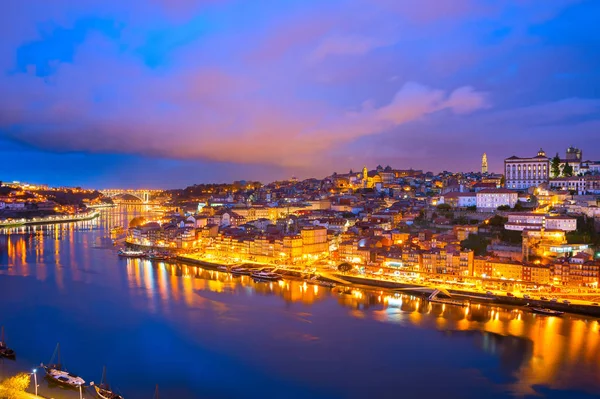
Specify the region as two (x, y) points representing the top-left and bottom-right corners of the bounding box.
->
(545, 216), (577, 232)
(476, 189), (518, 211)
(505, 213), (577, 232)
(440, 192), (477, 208)
(549, 176), (600, 195)
(504, 149), (550, 190)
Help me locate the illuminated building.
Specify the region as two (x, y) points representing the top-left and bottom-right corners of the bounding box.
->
(440, 192), (477, 208)
(549, 175), (600, 195)
(504, 148), (550, 190)
(482, 153), (488, 174)
(300, 226), (328, 256)
(505, 213), (577, 232)
(476, 188), (518, 211)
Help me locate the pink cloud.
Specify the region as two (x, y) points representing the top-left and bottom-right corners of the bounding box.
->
(309, 34), (392, 62)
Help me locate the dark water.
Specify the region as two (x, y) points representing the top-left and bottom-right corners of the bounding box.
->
(1, 206), (600, 399)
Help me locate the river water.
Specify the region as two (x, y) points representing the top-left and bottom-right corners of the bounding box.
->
(0, 206), (599, 399)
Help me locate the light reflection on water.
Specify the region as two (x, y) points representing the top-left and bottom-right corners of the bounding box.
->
(0, 206), (599, 399)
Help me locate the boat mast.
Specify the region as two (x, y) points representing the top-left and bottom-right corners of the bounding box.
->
(154, 384), (159, 399)
(102, 366), (107, 386)
(1, 326), (4, 344)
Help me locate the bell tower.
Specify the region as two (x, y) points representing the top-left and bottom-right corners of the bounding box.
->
(481, 153), (488, 174)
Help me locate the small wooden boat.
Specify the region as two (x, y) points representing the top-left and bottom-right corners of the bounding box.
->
(147, 252), (170, 261)
(251, 270), (283, 281)
(429, 298), (469, 307)
(42, 343), (85, 389)
(531, 307), (564, 316)
(230, 266), (250, 276)
(0, 326), (15, 359)
(118, 249), (146, 258)
(92, 367), (124, 399)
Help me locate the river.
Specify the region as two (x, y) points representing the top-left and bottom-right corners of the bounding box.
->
(0, 206), (599, 399)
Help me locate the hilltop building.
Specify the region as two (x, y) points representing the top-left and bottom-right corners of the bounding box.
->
(504, 148), (550, 190)
(481, 153), (488, 174)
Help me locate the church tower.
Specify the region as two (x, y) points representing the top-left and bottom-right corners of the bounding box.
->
(482, 153), (488, 174)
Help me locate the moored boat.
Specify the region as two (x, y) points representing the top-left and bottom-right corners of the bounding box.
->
(429, 298), (469, 307)
(92, 367), (124, 399)
(531, 307), (564, 316)
(118, 249), (146, 258)
(230, 266), (250, 276)
(147, 252), (170, 261)
(0, 326), (15, 359)
(217, 265), (229, 272)
(42, 344), (85, 389)
(251, 270), (283, 281)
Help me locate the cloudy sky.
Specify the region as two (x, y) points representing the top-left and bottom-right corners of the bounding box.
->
(1, 0), (599, 188)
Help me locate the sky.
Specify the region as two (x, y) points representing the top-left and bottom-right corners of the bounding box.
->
(1, 0), (599, 188)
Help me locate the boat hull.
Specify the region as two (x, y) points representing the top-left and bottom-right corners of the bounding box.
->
(0, 348), (15, 359)
(44, 367), (85, 390)
(531, 308), (564, 316)
(95, 385), (124, 399)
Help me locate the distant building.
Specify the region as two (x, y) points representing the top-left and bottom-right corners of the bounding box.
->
(439, 192), (476, 208)
(549, 175), (600, 194)
(504, 148), (550, 190)
(505, 213), (577, 232)
(476, 188), (518, 211)
(566, 146), (582, 161)
(481, 153), (488, 174)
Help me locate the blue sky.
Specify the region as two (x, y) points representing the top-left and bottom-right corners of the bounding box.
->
(1, 0), (599, 188)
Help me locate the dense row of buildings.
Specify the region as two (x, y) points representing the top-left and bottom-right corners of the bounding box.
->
(124, 147), (599, 289)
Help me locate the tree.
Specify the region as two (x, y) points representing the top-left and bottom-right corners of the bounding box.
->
(460, 234), (490, 256)
(551, 153), (561, 177)
(0, 373), (31, 399)
(436, 203), (452, 212)
(513, 202), (524, 211)
(497, 205), (511, 211)
(337, 262), (353, 273)
(562, 163), (574, 177)
(466, 205), (477, 211)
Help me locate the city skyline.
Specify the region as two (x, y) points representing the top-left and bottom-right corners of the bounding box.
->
(1, 1), (600, 188)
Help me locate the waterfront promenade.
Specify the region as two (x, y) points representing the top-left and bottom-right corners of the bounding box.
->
(0, 211), (99, 228)
(175, 252), (600, 318)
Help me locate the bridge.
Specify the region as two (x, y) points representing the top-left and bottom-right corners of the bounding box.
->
(100, 189), (163, 204)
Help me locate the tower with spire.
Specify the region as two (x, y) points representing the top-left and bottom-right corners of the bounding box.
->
(481, 153), (488, 174)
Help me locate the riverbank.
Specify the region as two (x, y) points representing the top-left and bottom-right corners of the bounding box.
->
(0, 211), (100, 229)
(173, 254), (600, 318)
(331, 274), (600, 318)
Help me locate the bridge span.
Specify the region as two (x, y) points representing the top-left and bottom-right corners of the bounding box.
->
(100, 189), (163, 204)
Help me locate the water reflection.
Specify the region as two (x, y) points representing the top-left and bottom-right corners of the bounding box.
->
(1, 206), (600, 398)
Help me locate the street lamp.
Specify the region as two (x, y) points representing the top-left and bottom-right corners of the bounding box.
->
(79, 383), (84, 399)
(32, 369), (38, 397)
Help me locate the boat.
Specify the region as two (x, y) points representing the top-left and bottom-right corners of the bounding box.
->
(117, 249), (146, 258)
(110, 226), (124, 235)
(91, 366), (124, 399)
(428, 288), (469, 307)
(147, 252), (170, 261)
(217, 265), (229, 272)
(429, 298), (469, 307)
(531, 307), (564, 316)
(230, 266), (251, 276)
(251, 270), (283, 281)
(0, 326), (15, 359)
(42, 343), (86, 389)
